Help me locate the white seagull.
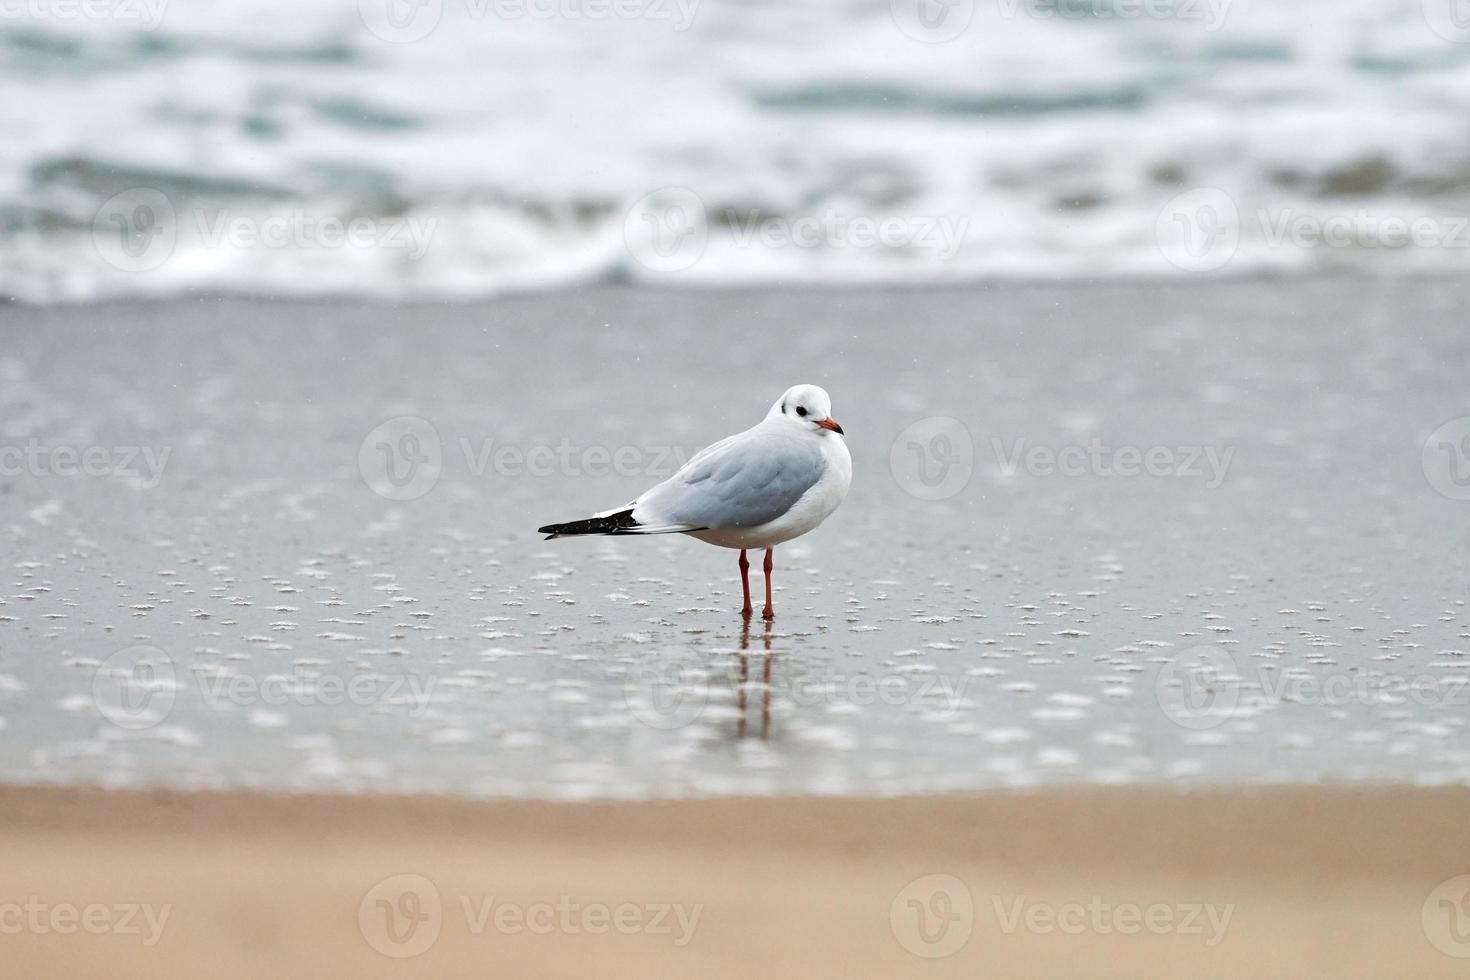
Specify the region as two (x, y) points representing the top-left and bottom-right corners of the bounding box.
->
(538, 384), (851, 619)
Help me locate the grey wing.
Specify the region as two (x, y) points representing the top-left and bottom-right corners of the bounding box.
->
(633, 426), (825, 530)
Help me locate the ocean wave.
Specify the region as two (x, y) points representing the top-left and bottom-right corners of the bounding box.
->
(2, 0), (1469, 301)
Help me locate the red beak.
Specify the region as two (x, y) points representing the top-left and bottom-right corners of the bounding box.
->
(816, 417), (845, 435)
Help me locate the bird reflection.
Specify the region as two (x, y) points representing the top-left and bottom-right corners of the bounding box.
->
(736, 616), (773, 740)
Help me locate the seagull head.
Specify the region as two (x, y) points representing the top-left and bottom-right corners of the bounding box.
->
(768, 384), (844, 436)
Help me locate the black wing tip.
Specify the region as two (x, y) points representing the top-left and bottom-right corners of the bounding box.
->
(537, 509), (637, 538)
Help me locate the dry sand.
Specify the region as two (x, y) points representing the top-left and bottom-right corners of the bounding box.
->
(2, 784), (1468, 978)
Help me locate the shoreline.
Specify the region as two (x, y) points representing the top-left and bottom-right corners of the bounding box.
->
(2, 267), (1459, 311)
(3, 783), (1468, 977)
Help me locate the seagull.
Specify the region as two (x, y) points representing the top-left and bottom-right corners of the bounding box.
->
(538, 384), (851, 619)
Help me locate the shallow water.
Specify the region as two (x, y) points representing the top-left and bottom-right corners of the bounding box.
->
(1, 277), (1467, 798)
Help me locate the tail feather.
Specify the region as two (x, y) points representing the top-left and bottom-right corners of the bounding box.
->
(538, 509), (704, 540)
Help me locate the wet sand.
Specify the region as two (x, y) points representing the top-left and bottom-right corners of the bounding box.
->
(3, 784), (1469, 978)
(3, 276), (1469, 796)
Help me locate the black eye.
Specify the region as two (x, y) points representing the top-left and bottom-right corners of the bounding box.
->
(796, 406), (808, 417)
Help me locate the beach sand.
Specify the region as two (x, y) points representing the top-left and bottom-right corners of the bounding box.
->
(2, 784), (1468, 978)
(4, 279), (1469, 976)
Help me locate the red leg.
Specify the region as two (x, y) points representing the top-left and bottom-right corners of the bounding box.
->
(761, 548), (774, 620)
(738, 550), (753, 618)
